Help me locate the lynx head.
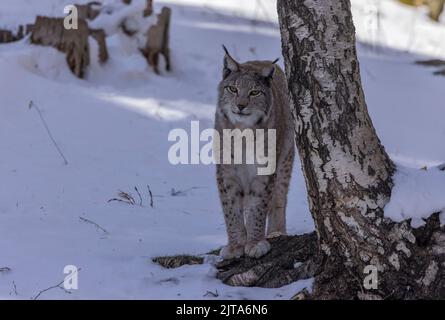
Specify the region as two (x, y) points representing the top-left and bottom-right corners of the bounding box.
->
(218, 46), (277, 128)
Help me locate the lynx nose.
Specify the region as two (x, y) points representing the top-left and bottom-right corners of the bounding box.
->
(237, 103), (247, 112)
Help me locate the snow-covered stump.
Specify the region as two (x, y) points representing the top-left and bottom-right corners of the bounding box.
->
(276, 0), (445, 299)
(31, 16), (90, 78)
(141, 7), (172, 74)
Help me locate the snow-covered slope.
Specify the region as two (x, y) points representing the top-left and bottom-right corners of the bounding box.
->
(0, 0), (444, 299)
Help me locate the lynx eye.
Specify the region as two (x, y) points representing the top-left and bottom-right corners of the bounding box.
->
(227, 86), (238, 94)
(249, 90), (261, 97)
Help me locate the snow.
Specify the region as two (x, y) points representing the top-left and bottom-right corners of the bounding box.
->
(0, 0), (444, 299)
(384, 166), (445, 227)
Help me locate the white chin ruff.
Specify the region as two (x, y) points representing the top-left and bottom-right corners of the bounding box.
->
(228, 112), (260, 127)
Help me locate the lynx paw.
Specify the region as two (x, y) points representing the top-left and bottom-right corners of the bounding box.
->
(266, 231), (286, 239)
(220, 244), (244, 260)
(244, 240), (271, 259)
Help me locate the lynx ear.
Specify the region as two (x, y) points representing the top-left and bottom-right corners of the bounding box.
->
(261, 64), (276, 81)
(222, 45), (239, 78)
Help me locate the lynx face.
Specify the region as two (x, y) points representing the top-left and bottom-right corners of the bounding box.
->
(218, 50), (275, 128)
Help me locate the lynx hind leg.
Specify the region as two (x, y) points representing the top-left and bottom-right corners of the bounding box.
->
(267, 150), (294, 238)
(217, 172), (246, 260)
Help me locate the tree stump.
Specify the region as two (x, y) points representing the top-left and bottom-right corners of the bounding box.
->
(0, 29), (15, 43)
(0, 25), (33, 44)
(31, 16), (90, 78)
(141, 7), (172, 74)
(75, 2), (102, 21)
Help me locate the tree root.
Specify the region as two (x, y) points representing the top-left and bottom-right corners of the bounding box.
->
(216, 233), (319, 288)
(153, 232), (319, 290)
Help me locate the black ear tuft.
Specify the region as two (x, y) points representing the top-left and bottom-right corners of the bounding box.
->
(222, 45), (230, 56)
(222, 45), (239, 79)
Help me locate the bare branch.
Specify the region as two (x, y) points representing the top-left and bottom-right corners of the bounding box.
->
(79, 216), (109, 234)
(147, 185), (154, 208)
(29, 101), (68, 165)
(0, 267), (11, 273)
(135, 186), (143, 206)
(32, 268), (81, 300)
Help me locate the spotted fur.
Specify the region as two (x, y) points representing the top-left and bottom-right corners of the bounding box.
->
(215, 48), (295, 259)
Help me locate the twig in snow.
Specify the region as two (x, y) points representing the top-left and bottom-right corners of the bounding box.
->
(0, 267), (11, 273)
(33, 281), (70, 300)
(12, 281), (18, 296)
(108, 190), (136, 205)
(32, 269), (81, 300)
(28, 101), (68, 165)
(170, 187), (201, 197)
(135, 186), (143, 206)
(147, 185), (154, 208)
(79, 216), (109, 234)
(203, 289), (219, 298)
(107, 197), (131, 205)
(118, 191), (135, 205)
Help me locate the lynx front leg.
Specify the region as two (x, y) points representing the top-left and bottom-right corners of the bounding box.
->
(217, 173), (246, 260)
(244, 177), (273, 258)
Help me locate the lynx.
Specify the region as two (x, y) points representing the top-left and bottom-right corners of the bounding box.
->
(215, 47), (295, 259)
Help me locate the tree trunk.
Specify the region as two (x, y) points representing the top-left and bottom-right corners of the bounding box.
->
(277, 0), (445, 299)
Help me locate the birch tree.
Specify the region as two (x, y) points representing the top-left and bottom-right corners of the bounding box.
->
(276, 0), (445, 299)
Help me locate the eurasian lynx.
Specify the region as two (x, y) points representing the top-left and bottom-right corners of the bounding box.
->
(215, 47), (295, 259)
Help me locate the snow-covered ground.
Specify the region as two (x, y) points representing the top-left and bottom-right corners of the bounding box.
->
(0, 0), (444, 299)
